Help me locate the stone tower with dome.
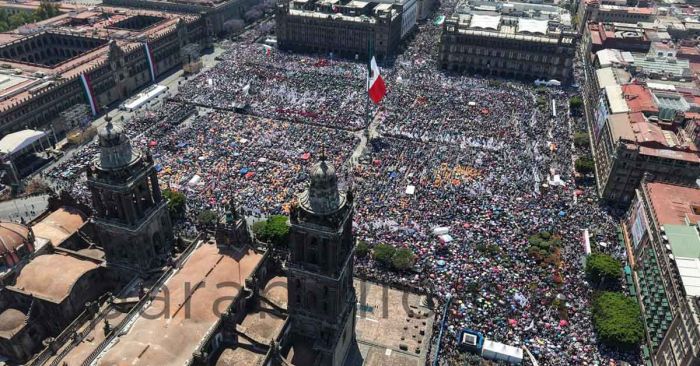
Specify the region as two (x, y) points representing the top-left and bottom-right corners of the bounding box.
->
(86, 114), (172, 271)
(286, 153), (357, 366)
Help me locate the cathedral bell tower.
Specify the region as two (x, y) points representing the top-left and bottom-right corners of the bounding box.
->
(87, 115), (173, 270)
(287, 154), (357, 366)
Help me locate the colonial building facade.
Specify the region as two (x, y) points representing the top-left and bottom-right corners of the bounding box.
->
(287, 156), (357, 365)
(623, 180), (700, 366)
(593, 112), (700, 203)
(0, 8), (208, 137)
(276, 0), (416, 60)
(439, 6), (576, 83)
(87, 115), (173, 271)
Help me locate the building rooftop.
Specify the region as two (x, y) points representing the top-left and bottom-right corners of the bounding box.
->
(596, 67), (620, 88)
(447, 0), (573, 43)
(31, 206), (86, 246)
(0, 5), (200, 113)
(96, 243), (263, 366)
(674, 256), (700, 297)
(11, 252), (100, 303)
(599, 4), (655, 14)
(470, 14), (500, 30)
(605, 84), (630, 114)
(608, 113), (700, 162)
(631, 53), (692, 78)
(667, 225), (700, 259)
(647, 182), (700, 226)
(645, 182), (700, 297)
(622, 84), (659, 114)
(0, 221), (29, 256)
(0, 308), (27, 339)
(517, 18), (548, 35)
(596, 49), (634, 68)
(284, 0), (403, 23)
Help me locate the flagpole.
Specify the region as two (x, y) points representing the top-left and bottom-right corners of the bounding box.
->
(365, 34), (374, 138)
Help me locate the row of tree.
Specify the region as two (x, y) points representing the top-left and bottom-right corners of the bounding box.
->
(0, 2), (60, 33)
(357, 241), (415, 271)
(585, 252), (645, 350)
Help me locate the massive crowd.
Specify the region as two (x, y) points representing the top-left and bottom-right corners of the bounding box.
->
(38, 8), (639, 366)
(176, 44), (372, 130)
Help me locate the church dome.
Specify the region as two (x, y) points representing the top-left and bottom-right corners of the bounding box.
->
(96, 117), (140, 170)
(299, 156), (345, 215)
(0, 308), (27, 335)
(98, 116), (126, 148)
(310, 159), (338, 192)
(0, 222), (29, 256)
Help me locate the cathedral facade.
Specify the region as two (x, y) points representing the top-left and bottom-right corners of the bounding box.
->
(287, 156), (357, 366)
(87, 115), (173, 271)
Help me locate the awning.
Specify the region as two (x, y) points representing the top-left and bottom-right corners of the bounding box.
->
(0, 129), (48, 156)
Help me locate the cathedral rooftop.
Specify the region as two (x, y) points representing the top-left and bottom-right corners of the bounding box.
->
(96, 242), (263, 366)
(31, 206), (87, 247)
(0, 308), (27, 339)
(11, 252), (100, 303)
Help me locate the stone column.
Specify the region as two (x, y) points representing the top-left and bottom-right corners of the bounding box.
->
(141, 181), (153, 207)
(91, 188), (106, 217)
(150, 173), (162, 202)
(121, 194), (137, 225)
(133, 187), (144, 219)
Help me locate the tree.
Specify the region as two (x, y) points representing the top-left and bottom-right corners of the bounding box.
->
(573, 131), (589, 148)
(373, 243), (395, 266)
(162, 189), (186, 219)
(391, 248), (415, 270)
(197, 210), (218, 226)
(0, 3), (59, 32)
(252, 215), (289, 247)
(575, 157), (595, 175)
(586, 253), (621, 288)
(356, 240), (370, 257)
(35, 2), (60, 21)
(569, 96), (583, 110)
(592, 292), (644, 350)
(528, 231), (562, 261)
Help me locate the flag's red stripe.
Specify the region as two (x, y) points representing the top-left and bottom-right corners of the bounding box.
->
(369, 75), (386, 104)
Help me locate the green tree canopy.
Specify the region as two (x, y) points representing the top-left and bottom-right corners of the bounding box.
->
(355, 240), (370, 257)
(0, 3), (60, 33)
(527, 231), (562, 261)
(575, 156), (595, 175)
(162, 189), (186, 219)
(573, 131), (589, 148)
(252, 215), (289, 247)
(569, 96), (583, 109)
(586, 253), (622, 288)
(197, 210), (217, 226)
(391, 247), (415, 270)
(592, 292), (644, 350)
(373, 243), (395, 266)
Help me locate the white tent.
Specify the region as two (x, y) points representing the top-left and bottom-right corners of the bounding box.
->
(188, 174), (201, 186)
(405, 185), (415, 195)
(432, 227), (450, 235)
(0, 129), (47, 156)
(438, 234), (453, 243)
